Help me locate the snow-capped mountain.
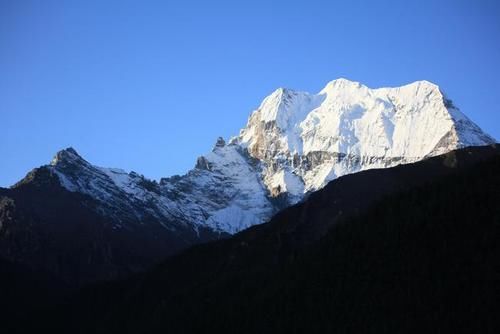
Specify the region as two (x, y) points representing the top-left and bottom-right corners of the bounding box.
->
(31, 79), (497, 234)
(235, 79), (494, 198)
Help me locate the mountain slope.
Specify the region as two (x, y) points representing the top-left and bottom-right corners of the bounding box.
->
(0, 257), (69, 334)
(0, 166), (223, 287)
(45, 145), (500, 334)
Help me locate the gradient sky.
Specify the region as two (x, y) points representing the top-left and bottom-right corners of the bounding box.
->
(1, 0), (499, 187)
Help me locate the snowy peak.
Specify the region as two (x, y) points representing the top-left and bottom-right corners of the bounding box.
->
(50, 147), (87, 167)
(256, 87), (307, 125)
(319, 77), (365, 94)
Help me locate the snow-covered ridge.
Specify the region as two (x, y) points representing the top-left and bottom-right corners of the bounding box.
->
(38, 79), (495, 234)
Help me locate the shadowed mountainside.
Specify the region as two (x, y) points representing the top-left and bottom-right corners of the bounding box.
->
(33, 144), (500, 334)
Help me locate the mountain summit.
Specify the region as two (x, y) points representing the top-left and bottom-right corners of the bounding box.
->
(12, 79), (497, 235)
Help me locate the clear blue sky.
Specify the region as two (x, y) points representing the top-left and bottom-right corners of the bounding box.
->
(1, 0), (499, 187)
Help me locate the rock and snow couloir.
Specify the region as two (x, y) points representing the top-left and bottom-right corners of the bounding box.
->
(34, 79), (496, 234)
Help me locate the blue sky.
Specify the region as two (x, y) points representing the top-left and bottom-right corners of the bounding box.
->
(1, 0), (499, 187)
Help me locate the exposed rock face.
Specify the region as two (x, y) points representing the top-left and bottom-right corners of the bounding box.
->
(214, 136), (226, 148)
(8, 79), (496, 235)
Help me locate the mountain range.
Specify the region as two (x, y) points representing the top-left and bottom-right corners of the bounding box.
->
(41, 79), (496, 234)
(0, 78), (498, 333)
(0, 79), (496, 286)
